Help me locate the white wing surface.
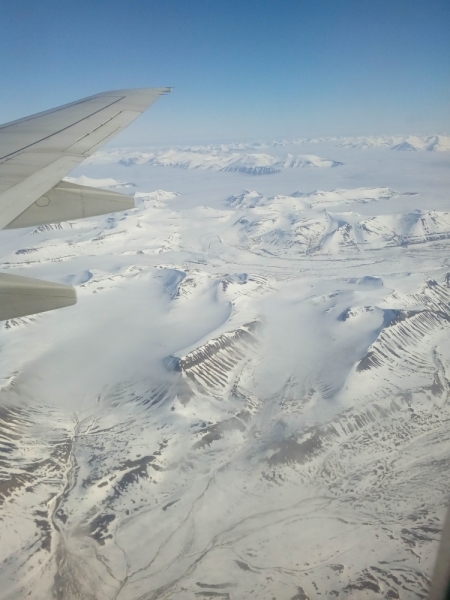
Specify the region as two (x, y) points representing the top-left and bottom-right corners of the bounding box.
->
(0, 88), (171, 320)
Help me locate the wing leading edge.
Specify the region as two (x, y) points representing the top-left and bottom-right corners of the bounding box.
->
(0, 87), (171, 321)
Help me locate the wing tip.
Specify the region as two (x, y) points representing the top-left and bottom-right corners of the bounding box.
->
(96, 86), (172, 96)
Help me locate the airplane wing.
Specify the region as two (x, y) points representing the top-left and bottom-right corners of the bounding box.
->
(0, 87), (171, 321)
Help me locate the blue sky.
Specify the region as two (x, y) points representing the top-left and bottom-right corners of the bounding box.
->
(0, 0), (449, 144)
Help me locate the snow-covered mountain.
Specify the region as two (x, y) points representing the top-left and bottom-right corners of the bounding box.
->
(224, 189), (450, 256)
(0, 141), (449, 599)
(89, 148), (342, 174)
(336, 134), (450, 151)
(185, 134), (450, 152)
(81, 134), (449, 189)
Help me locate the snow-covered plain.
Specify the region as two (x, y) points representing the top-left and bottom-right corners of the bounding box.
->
(0, 139), (450, 599)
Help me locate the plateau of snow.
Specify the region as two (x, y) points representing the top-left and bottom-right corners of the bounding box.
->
(0, 138), (450, 600)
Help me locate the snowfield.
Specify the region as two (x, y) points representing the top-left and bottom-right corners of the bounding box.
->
(0, 139), (450, 599)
